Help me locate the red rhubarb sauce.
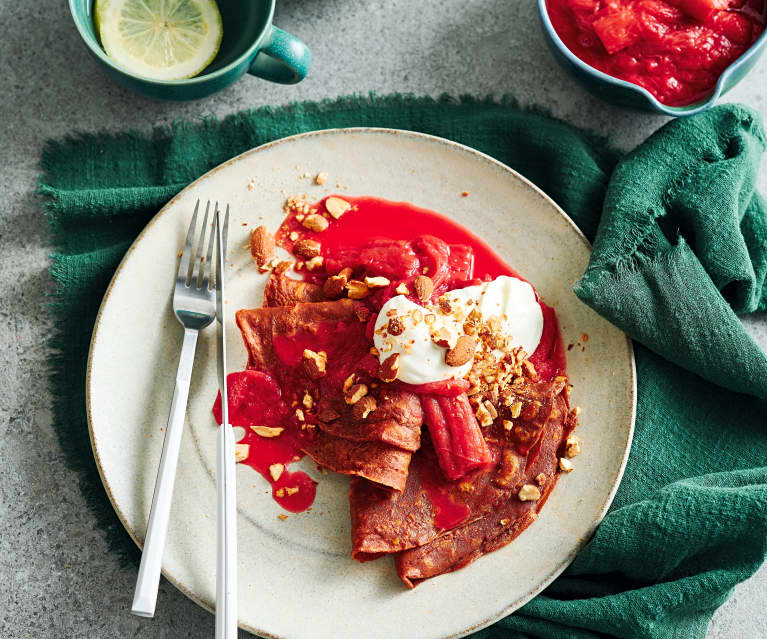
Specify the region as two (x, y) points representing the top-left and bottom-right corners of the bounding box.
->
(546, 0), (767, 106)
(215, 196), (566, 516)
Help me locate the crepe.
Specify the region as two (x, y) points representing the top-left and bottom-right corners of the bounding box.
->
(235, 298), (422, 491)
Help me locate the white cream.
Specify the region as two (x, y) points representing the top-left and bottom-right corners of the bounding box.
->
(374, 276), (543, 385)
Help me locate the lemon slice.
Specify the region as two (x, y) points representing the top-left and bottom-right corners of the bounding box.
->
(96, 0), (222, 81)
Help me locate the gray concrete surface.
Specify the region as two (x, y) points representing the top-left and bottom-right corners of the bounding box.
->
(0, 0), (765, 637)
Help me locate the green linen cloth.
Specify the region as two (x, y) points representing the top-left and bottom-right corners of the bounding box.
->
(40, 96), (767, 639)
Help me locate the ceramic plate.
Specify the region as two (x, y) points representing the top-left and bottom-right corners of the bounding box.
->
(87, 129), (636, 639)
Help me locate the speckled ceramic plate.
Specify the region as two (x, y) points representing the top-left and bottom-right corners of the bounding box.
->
(87, 129), (636, 639)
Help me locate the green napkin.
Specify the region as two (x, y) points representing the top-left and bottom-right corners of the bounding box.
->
(40, 96), (767, 639)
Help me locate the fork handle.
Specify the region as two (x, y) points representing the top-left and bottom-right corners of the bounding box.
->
(131, 327), (198, 618)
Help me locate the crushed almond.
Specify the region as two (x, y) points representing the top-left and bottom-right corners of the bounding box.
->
(559, 457), (574, 473)
(518, 484), (541, 501)
(295, 408), (305, 421)
(250, 226), (275, 267)
(293, 238), (321, 259)
(387, 317), (405, 336)
(352, 395), (377, 420)
(395, 283), (410, 295)
(302, 214), (329, 232)
(500, 518), (510, 526)
(325, 196), (351, 219)
(483, 400), (498, 420)
(364, 275), (390, 288)
(302, 392), (314, 410)
(345, 383), (368, 405)
(475, 401), (494, 427)
(234, 444), (250, 463)
(522, 360), (538, 379)
(315, 171), (328, 185)
(411, 309), (423, 324)
(346, 280), (370, 299)
(305, 256), (324, 271)
(269, 463), (284, 481)
(503, 419), (513, 431)
(413, 275), (434, 302)
(510, 401), (523, 419)
(302, 349), (327, 379)
(445, 336), (477, 367)
(343, 374), (356, 392)
(565, 435), (581, 458)
(278, 514), (288, 521)
(430, 326), (455, 348)
(289, 231), (299, 241)
(535, 473), (547, 486)
(251, 426), (284, 438)
(378, 353), (401, 382)
(323, 274), (347, 298)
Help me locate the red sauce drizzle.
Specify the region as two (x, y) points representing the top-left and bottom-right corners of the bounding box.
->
(216, 196), (566, 517)
(546, 0), (766, 107)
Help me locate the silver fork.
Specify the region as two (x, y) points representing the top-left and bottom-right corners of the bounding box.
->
(132, 200), (224, 618)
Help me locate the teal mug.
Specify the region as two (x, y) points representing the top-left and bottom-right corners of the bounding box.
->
(68, 0), (311, 100)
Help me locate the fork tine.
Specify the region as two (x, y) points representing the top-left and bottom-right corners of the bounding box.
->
(191, 201), (210, 288)
(177, 200), (199, 283)
(201, 203), (217, 290)
(223, 204), (230, 259)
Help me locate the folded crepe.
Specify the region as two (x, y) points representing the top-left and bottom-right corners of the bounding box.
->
(349, 379), (574, 585)
(235, 296), (422, 491)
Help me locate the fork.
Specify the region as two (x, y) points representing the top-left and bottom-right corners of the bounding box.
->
(131, 200), (218, 618)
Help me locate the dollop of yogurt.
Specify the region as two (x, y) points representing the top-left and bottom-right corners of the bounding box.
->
(374, 276), (543, 385)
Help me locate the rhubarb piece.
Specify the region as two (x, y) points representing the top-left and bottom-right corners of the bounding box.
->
(421, 393), (492, 481)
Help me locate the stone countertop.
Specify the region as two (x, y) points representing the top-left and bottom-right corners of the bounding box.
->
(0, 0), (765, 637)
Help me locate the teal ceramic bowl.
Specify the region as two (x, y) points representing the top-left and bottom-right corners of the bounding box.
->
(537, 0), (767, 116)
(69, 0), (311, 101)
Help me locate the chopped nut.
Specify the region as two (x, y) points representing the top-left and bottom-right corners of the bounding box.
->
(284, 486), (299, 496)
(500, 518), (510, 526)
(302, 392), (314, 410)
(278, 514), (289, 521)
(522, 360), (538, 379)
(387, 317), (405, 335)
(302, 349), (327, 379)
(345, 383), (368, 405)
(315, 171), (328, 185)
(411, 309), (423, 324)
(535, 473), (547, 486)
(234, 444), (250, 463)
(289, 231), (299, 241)
(250, 226), (275, 266)
(269, 463), (284, 481)
(502, 419), (513, 431)
(510, 401), (523, 419)
(395, 283), (410, 295)
(325, 196), (351, 219)
(565, 435), (581, 458)
(305, 256), (324, 271)
(323, 274), (348, 298)
(343, 374), (356, 392)
(302, 214), (329, 232)
(295, 408), (305, 421)
(318, 407), (340, 422)
(378, 353), (401, 382)
(438, 298), (452, 314)
(445, 336), (477, 367)
(518, 484), (541, 501)
(559, 457), (574, 473)
(413, 275), (434, 302)
(475, 402), (494, 427)
(251, 426), (284, 438)
(484, 400), (498, 420)
(273, 260), (292, 275)
(346, 280), (370, 299)
(430, 326), (455, 348)
(352, 395), (377, 419)
(364, 275), (390, 288)
(293, 238), (321, 259)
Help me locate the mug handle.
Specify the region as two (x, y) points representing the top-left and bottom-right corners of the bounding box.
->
(248, 26), (311, 84)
